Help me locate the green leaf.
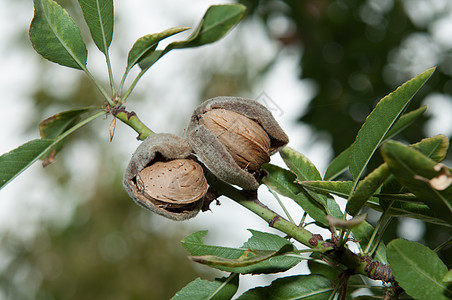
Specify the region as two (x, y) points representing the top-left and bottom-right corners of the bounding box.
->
(126, 27), (189, 73)
(443, 270), (452, 283)
(280, 147), (342, 217)
(30, 0), (87, 69)
(381, 141), (452, 222)
(138, 4), (246, 70)
(0, 139), (54, 189)
(0, 111), (103, 190)
(324, 106), (427, 181)
(347, 164), (390, 216)
(387, 239), (452, 300)
(262, 164), (329, 227)
(38, 107), (96, 164)
(301, 181), (354, 199)
(261, 164), (303, 196)
(237, 275), (333, 300)
(78, 0), (113, 54)
(181, 230), (301, 274)
(171, 274), (239, 300)
(280, 147), (322, 182)
(411, 134), (449, 163)
(190, 244), (294, 268)
(349, 68), (435, 181)
(348, 135), (450, 216)
(324, 147), (351, 181)
(373, 194), (448, 225)
(39, 107), (95, 139)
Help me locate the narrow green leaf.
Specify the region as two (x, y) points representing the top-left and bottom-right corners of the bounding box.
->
(349, 68), (435, 181)
(138, 4), (246, 70)
(381, 141), (452, 222)
(0, 111), (103, 190)
(281, 147), (339, 213)
(38, 107), (97, 164)
(0, 139), (54, 189)
(324, 106), (427, 180)
(387, 239), (452, 300)
(347, 164), (391, 216)
(324, 147), (351, 181)
(237, 275), (333, 300)
(411, 134), (449, 163)
(181, 230), (301, 274)
(30, 0), (87, 69)
(39, 108), (91, 139)
(190, 244), (294, 268)
(78, 0), (113, 54)
(126, 27), (189, 72)
(347, 135), (449, 216)
(301, 181), (354, 199)
(372, 194), (448, 225)
(170, 4), (245, 48)
(172, 274), (239, 300)
(261, 164), (303, 196)
(280, 147), (322, 181)
(384, 105), (428, 138)
(262, 164), (329, 227)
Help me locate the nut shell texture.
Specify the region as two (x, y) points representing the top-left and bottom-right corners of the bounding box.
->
(187, 97), (289, 190)
(200, 109), (271, 170)
(136, 159), (207, 204)
(123, 133), (206, 220)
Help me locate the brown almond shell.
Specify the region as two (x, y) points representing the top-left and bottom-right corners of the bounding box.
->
(123, 133), (205, 220)
(186, 97), (289, 190)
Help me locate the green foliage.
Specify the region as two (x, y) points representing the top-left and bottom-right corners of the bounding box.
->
(30, 0), (87, 70)
(171, 274), (239, 300)
(125, 27), (189, 76)
(0, 111), (104, 189)
(349, 68), (435, 182)
(137, 4), (246, 72)
(78, 0), (114, 54)
(387, 239), (452, 300)
(324, 105), (427, 181)
(181, 230), (302, 274)
(2, 0), (452, 299)
(262, 164), (330, 227)
(0, 139), (54, 187)
(2, 0), (244, 191)
(381, 141), (452, 222)
(237, 275), (333, 300)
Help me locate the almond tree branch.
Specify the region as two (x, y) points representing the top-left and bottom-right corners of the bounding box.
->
(206, 172), (396, 284)
(109, 106), (154, 140)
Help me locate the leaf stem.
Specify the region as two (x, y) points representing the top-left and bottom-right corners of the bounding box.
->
(82, 66), (113, 105)
(364, 204), (392, 254)
(433, 236), (452, 252)
(120, 69), (146, 104)
(104, 50), (116, 95)
(268, 187), (296, 224)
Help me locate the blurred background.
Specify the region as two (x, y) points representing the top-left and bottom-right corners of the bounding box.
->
(1, 0), (452, 299)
